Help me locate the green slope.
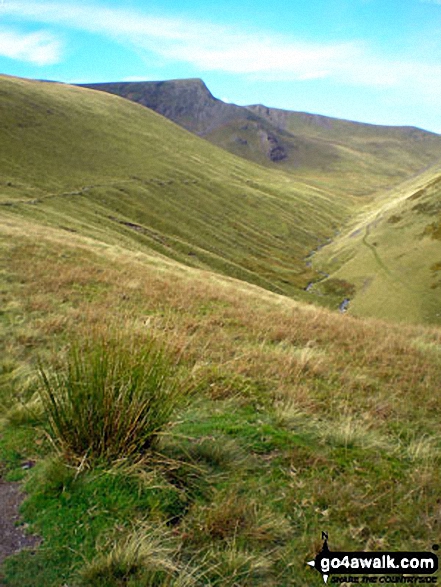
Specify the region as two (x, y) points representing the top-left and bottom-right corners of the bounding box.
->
(311, 167), (441, 324)
(2, 74), (440, 324)
(246, 104), (441, 195)
(0, 74), (350, 300)
(1, 76), (441, 587)
(1, 200), (441, 586)
(83, 79), (441, 197)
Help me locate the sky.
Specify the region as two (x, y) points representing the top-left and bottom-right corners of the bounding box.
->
(1, 0), (441, 133)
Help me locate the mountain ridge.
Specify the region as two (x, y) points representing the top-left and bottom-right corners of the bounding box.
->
(82, 77), (439, 136)
(81, 78), (441, 197)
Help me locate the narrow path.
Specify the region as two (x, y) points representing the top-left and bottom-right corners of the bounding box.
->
(361, 223), (422, 295)
(0, 479), (40, 584)
(0, 178), (135, 207)
(361, 224), (392, 276)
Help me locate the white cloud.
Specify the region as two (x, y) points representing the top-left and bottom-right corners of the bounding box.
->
(0, 1), (360, 80)
(2, 0), (441, 94)
(0, 27), (61, 65)
(342, 52), (441, 97)
(158, 36), (358, 80)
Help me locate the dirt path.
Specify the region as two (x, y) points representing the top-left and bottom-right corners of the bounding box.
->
(0, 479), (40, 584)
(362, 224), (392, 276)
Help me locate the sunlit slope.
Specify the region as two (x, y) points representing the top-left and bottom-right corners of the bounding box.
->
(1, 77), (441, 583)
(313, 168), (441, 324)
(0, 75), (352, 298)
(1, 213), (441, 586)
(206, 114), (441, 196)
(84, 79), (441, 198)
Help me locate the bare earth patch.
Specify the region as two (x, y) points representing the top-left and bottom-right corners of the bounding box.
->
(0, 479), (40, 584)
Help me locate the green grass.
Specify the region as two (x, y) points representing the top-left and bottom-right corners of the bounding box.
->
(2, 459), (191, 586)
(313, 166), (441, 323)
(0, 74), (352, 301)
(0, 225), (440, 585)
(2, 395), (440, 585)
(85, 79), (441, 198)
(2, 75), (441, 323)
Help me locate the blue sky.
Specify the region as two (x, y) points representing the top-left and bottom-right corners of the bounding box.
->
(1, 0), (441, 132)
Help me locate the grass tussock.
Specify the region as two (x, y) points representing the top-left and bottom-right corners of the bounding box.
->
(38, 335), (187, 464)
(80, 524), (185, 587)
(81, 527), (274, 587)
(197, 543), (274, 587)
(182, 489), (291, 547)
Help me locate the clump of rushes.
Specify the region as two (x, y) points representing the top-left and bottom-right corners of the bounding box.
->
(38, 335), (186, 464)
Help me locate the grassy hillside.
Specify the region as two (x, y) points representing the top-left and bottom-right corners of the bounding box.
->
(311, 166), (441, 324)
(0, 74), (440, 586)
(83, 79), (441, 197)
(0, 74), (353, 300)
(1, 215), (441, 586)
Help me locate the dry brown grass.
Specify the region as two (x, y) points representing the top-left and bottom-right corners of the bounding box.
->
(182, 488), (291, 547)
(2, 219), (441, 443)
(1, 220), (441, 586)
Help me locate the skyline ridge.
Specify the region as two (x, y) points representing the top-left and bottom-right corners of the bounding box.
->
(1, 0), (441, 132)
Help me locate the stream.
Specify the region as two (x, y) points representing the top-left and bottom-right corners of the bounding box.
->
(303, 232), (350, 313)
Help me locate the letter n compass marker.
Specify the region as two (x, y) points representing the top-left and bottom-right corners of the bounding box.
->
(307, 532), (330, 584)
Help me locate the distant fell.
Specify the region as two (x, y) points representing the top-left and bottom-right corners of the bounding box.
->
(0, 74), (350, 302)
(82, 78), (441, 197)
(80, 78), (302, 166)
(81, 78), (251, 135)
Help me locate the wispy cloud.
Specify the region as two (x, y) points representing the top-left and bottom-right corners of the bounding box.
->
(1, 1), (356, 80)
(158, 36), (357, 80)
(0, 27), (61, 65)
(2, 0), (441, 93)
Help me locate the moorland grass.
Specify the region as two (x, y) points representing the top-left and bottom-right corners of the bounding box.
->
(0, 75), (441, 586)
(38, 335), (187, 464)
(0, 74), (353, 302)
(2, 75), (441, 320)
(79, 523), (184, 587)
(85, 79), (441, 198)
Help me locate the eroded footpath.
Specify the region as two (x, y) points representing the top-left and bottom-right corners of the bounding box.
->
(0, 479), (40, 585)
